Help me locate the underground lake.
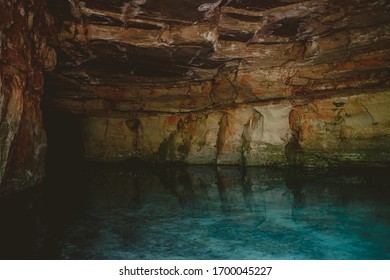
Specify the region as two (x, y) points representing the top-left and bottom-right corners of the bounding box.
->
(1, 163), (389, 260)
(1, 0), (390, 262)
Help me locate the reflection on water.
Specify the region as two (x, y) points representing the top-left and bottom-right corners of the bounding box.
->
(1, 164), (390, 259)
(57, 164), (390, 259)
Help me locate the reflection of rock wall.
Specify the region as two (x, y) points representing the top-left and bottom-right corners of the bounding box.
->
(0, 0), (55, 194)
(81, 90), (390, 166)
(85, 164), (390, 224)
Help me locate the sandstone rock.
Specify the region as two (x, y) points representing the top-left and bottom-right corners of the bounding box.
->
(79, 102), (291, 165)
(2, 0), (390, 197)
(290, 91), (390, 166)
(44, 0), (390, 167)
(81, 117), (138, 161)
(0, 0), (56, 195)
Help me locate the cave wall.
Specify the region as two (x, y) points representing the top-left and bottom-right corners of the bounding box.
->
(45, 0), (390, 166)
(79, 90), (390, 166)
(0, 0), (56, 195)
(1, 0), (389, 195)
(80, 102), (292, 165)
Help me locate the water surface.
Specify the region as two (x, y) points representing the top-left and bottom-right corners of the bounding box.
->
(56, 164), (390, 259)
(1, 164), (390, 259)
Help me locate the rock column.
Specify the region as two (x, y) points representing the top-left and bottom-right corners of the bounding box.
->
(0, 0), (55, 195)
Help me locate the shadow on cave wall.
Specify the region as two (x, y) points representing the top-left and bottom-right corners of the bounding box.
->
(40, 109), (88, 257)
(43, 110), (85, 182)
(0, 109), (88, 259)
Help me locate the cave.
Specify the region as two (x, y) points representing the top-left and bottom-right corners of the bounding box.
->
(1, 0), (390, 259)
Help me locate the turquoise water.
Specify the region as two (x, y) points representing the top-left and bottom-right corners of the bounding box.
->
(61, 165), (390, 259)
(1, 164), (390, 259)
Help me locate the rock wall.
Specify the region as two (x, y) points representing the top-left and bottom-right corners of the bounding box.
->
(289, 90), (390, 166)
(80, 90), (390, 166)
(81, 102), (292, 165)
(0, 1), (388, 196)
(43, 0), (390, 167)
(0, 0), (55, 195)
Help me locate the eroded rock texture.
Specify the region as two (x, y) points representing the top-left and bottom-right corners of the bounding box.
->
(0, 0), (388, 197)
(0, 0), (55, 194)
(43, 0), (390, 166)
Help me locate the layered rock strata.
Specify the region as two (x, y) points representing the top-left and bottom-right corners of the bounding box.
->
(0, 0), (56, 194)
(44, 0), (390, 166)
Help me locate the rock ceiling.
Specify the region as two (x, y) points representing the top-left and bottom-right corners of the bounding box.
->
(45, 0), (390, 115)
(1, 0), (390, 194)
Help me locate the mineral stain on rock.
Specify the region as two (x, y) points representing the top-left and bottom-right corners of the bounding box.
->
(1, 1), (390, 261)
(1, 0), (390, 194)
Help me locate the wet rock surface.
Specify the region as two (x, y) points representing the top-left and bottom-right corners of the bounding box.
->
(44, 0), (390, 166)
(0, 0), (56, 194)
(1, 0), (390, 195)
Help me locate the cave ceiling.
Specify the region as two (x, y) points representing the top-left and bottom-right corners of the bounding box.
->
(45, 0), (390, 115)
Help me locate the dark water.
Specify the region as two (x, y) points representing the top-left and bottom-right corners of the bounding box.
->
(1, 163), (390, 260)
